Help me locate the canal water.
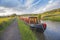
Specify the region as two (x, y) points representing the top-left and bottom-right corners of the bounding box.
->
(34, 20), (60, 40)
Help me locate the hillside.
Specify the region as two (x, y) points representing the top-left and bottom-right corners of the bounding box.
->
(41, 8), (60, 17)
(41, 8), (60, 21)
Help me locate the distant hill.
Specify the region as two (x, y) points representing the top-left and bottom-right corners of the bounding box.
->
(19, 8), (60, 17)
(41, 8), (60, 18)
(41, 8), (60, 21)
(43, 8), (60, 14)
(19, 14), (38, 16)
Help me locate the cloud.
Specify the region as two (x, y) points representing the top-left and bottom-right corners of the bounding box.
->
(48, 0), (53, 4)
(27, 0), (41, 8)
(42, 0), (60, 11)
(0, 0), (48, 12)
(0, 0), (60, 16)
(0, 9), (6, 13)
(0, 7), (14, 16)
(0, 7), (6, 13)
(31, 0), (60, 13)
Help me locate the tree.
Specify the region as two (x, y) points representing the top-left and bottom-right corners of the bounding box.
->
(11, 14), (17, 17)
(38, 14), (41, 23)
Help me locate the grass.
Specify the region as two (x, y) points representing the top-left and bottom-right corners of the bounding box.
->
(17, 18), (37, 40)
(43, 16), (60, 22)
(0, 17), (14, 31)
(51, 16), (60, 21)
(0, 17), (14, 24)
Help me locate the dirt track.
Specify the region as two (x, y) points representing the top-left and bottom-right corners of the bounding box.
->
(0, 20), (21, 40)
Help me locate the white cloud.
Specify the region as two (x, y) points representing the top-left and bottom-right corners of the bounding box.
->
(30, 0), (60, 14)
(25, 0), (33, 6)
(31, 7), (44, 13)
(0, 6), (26, 16)
(42, 0), (60, 11)
(48, 0), (53, 4)
(0, 0), (60, 16)
(27, 0), (41, 9)
(0, 7), (14, 16)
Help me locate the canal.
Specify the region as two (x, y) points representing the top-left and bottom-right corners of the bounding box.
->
(35, 20), (60, 40)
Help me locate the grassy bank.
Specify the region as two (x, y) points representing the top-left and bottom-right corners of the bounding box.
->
(18, 18), (37, 40)
(0, 17), (14, 31)
(43, 16), (60, 22)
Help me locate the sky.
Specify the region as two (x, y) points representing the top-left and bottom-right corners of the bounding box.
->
(0, 0), (60, 16)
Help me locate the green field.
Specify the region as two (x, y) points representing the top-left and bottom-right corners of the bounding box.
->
(0, 17), (14, 31)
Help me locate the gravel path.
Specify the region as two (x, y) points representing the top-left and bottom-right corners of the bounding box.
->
(1, 20), (21, 40)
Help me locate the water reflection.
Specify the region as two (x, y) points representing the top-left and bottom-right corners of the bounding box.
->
(33, 20), (60, 40)
(35, 32), (45, 40)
